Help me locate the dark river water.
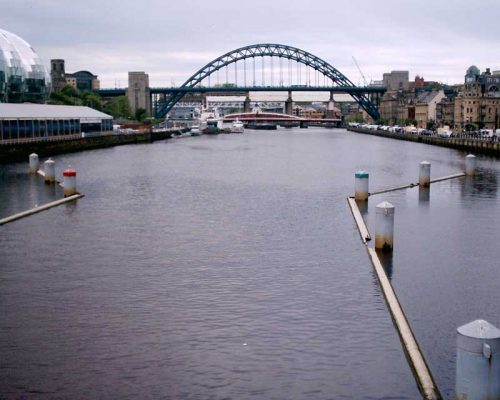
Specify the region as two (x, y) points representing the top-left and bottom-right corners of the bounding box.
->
(1, 128), (498, 399)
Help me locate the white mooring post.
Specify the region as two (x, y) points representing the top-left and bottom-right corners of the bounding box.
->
(455, 319), (500, 400)
(419, 161), (431, 187)
(44, 158), (55, 183)
(63, 168), (77, 197)
(29, 153), (39, 173)
(375, 201), (395, 250)
(465, 154), (477, 176)
(354, 170), (369, 201)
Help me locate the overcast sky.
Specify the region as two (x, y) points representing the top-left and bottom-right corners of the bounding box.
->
(2, 0), (499, 88)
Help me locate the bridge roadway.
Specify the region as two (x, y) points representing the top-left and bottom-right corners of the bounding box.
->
(222, 112), (342, 127)
(96, 85), (385, 97)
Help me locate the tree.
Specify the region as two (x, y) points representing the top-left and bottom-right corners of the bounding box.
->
(103, 96), (132, 119)
(135, 108), (147, 122)
(426, 119), (436, 130)
(81, 92), (103, 111)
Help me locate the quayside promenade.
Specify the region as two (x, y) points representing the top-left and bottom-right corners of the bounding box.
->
(348, 126), (500, 157)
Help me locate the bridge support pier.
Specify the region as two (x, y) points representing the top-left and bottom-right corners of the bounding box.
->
(285, 91), (293, 115)
(243, 92), (251, 113)
(326, 91), (335, 119)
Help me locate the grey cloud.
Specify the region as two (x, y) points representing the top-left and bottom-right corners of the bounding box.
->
(1, 0), (498, 87)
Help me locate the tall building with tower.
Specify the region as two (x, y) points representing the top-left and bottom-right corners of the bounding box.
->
(127, 72), (151, 117)
(50, 59), (66, 92)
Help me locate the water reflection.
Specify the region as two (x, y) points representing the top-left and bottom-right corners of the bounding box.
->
(419, 187), (430, 204)
(356, 199), (369, 218)
(461, 170), (498, 199)
(376, 249), (394, 280)
(63, 201), (78, 216)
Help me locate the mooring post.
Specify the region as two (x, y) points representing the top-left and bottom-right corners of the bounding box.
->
(63, 168), (77, 197)
(29, 153), (39, 173)
(354, 170), (369, 201)
(44, 158), (55, 184)
(419, 161), (431, 187)
(465, 154), (477, 176)
(375, 201), (395, 250)
(455, 319), (500, 400)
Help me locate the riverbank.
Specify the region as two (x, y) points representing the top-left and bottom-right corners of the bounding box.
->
(0, 128), (187, 164)
(347, 127), (500, 157)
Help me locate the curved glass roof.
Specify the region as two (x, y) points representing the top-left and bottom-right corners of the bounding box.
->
(0, 28), (50, 102)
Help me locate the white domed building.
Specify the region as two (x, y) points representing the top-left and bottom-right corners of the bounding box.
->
(0, 28), (50, 103)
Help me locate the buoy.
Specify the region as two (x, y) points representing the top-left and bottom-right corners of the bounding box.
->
(465, 154), (476, 176)
(375, 201), (395, 250)
(29, 153), (39, 173)
(63, 168), (77, 197)
(419, 161), (431, 187)
(44, 158), (55, 184)
(354, 170), (369, 201)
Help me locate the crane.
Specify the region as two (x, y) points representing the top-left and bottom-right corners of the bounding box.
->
(352, 56), (368, 87)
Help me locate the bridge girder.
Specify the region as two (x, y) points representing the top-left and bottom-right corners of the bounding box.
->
(154, 44), (383, 120)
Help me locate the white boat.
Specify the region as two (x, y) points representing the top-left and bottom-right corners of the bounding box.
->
(231, 120), (244, 133)
(190, 125), (201, 136)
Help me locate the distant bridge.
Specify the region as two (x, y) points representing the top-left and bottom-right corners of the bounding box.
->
(222, 112), (341, 128)
(96, 43), (386, 120)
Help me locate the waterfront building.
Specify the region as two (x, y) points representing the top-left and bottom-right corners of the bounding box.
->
(453, 66), (500, 131)
(414, 90), (446, 128)
(435, 97), (455, 127)
(50, 59), (100, 92)
(127, 72), (151, 117)
(65, 70), (100, 91)
(0, 103), (113, 144)
(382, 71), (409, 91)
(0, 28), (51, 103)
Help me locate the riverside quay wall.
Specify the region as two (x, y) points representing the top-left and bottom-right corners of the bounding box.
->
(348, 127), (500, 157)
(0, 129), (185, 164)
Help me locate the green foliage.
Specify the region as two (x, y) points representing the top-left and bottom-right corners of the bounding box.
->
(49, 85), (83, 106)
(426, 119), (436, 130)
(81, 92), (103, 111)
(345, 114), (364, 123)
(61, 85), (79, 98)
(135, 108), (147, 122)
(404, 118), (417, 126)
(103, 96), (132, 119)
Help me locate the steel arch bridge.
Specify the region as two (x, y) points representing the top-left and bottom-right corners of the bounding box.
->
(157, 44), (386, 120)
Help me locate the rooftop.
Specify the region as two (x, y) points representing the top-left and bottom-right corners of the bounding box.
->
(0, 103), (112, 120)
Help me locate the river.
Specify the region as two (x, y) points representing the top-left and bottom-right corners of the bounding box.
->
(1, 127), (498, 399)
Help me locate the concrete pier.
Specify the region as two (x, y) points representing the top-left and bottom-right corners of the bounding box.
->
(354, 171), (369, 201)
(419, 161), (431, 187)
(243, 92), (251, 113)
(44, 158), (55, 183)
(285, 91), (293, 115)
(375, 201), (395, 250)
(456, 319), (500, 400)
(465, 154), (477, 176)
(63, 168), (77, 197)
(29, 153), (39, 173)
(347, 197), (441, 399)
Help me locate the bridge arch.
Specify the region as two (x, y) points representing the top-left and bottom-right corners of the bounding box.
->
(157, 43), (381, 119)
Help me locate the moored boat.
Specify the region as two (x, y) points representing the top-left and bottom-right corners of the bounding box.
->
(231, 120), (244, 133)
(190, 125), (201, 136)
